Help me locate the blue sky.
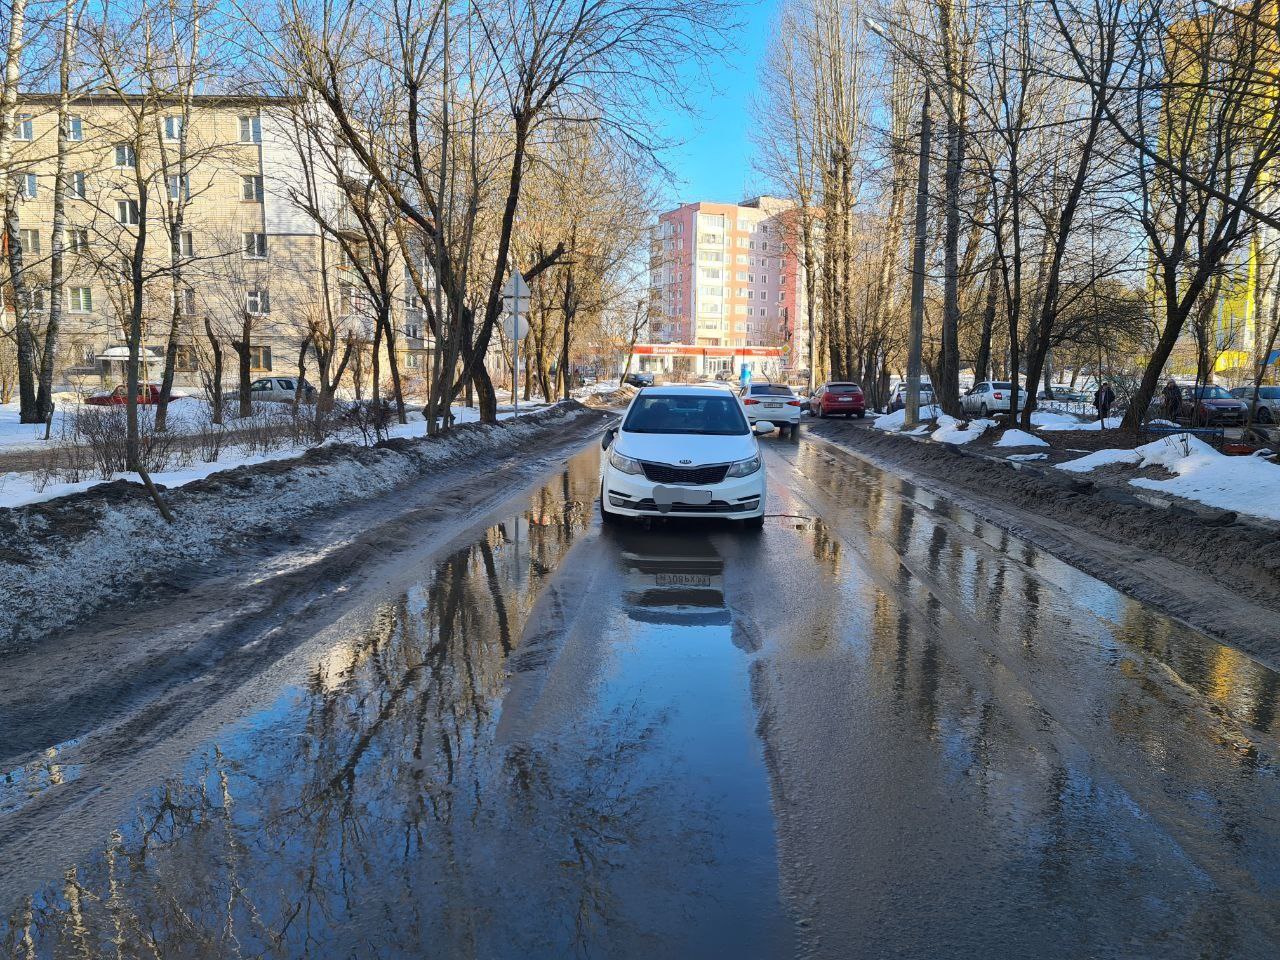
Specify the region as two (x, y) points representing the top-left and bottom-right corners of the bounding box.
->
(656, 1), (780, 209)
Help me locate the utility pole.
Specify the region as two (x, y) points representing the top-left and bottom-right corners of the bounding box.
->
(906, 87), (931, 430)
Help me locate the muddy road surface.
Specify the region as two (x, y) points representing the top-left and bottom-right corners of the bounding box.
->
(2, 432), (1278, 958)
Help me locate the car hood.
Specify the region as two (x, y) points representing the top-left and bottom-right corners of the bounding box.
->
(615, 431), (758, 466)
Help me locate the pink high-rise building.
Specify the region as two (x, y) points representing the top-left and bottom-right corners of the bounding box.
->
(647, 196), (810, 379)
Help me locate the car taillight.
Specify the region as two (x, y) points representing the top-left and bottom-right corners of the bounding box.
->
(994, 393), (1003, 400)
(744, 399), (759, 405)
(787, 400), (800, 406)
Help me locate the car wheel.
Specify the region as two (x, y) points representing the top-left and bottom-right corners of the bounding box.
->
(857, 411), (866, 419)
(1258, 407), (1274, 424)
(980, 403), (989, 417)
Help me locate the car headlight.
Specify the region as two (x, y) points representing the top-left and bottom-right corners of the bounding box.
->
(609, 448), (645, 475)
(726, 455), (762, 478)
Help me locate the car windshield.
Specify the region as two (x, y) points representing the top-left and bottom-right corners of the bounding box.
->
(828, 383), (861, 394)
(1196, 385), (1231, 399)
(1262, 387), (1280, 399)
(623, 395), (749, 435)
(750, 385), (794, 396)
(992, 382), (1013, 390)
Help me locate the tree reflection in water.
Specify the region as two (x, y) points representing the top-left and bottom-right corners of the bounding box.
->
(3, 460), (712, 959)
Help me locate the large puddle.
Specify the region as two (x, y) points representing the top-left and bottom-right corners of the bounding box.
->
(3, 440), (1278, 958)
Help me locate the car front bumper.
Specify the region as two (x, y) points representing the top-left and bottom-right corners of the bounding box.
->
(603, 466), (767, 519)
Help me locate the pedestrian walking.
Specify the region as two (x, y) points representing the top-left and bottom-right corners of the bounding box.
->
(1162, 380), (1182, 420)
(1094, 382), (1116, 424)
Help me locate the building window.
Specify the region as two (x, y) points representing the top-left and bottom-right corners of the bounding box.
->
(239, 115), (261, 144)
(14, 114), (32, 141)
(117, 199), (139, 225)
(65, 228), (89, 252)
(177, 229), (194, 256)
(167, 175), (189, 200)
(163, 115), (183, 141)
(19, 228), (40, 254)
(241, 175), (264, 201)
(66, 171), (86, 198)
(18, 288), (45, 311)
(172, 288), (196, 315)
(173, 344), (198, 372)
(65, 115), (83, 141)
(406, 353), (421, 370)
(68, 287), (93, 312)
(246, 288), (270, 315)
(248, 344), (272, 370)
(16, 173), (36, 198)
(242, 232), (267, 259)
(114, 143), (136, 168)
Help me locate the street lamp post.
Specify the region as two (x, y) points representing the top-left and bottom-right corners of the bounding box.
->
(906, 87), (931, 430)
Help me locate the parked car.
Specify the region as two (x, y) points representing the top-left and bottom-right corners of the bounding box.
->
(740, 383), (803, 435)
(960, 381), (1025, 417)
(887, 383), (934, 413)
(85, 383), (178, 406)
(599, 386), (767, 528)
(1179, 384), (1248, 425)
(1038, 387), (1087, 404)
(625, 372), (656, 388)
(714, 369), (734, 382)
(226, 377), (318, 404)
(812, 382), (868, 419)
(1229, 384), (1280, 423)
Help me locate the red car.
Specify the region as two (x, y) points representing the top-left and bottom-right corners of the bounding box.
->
(85, 383), (177, 406)
(810, 382), (866, 419)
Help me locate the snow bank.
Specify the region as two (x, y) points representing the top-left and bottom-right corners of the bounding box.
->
(874, 404), (940, 432)
(0, 403), (603, 647)
(931, 415), (995, 445)
(1034, 410), (1121, 431)
(994, 428), (1049, 448)
(1057, 431), (1280, 522)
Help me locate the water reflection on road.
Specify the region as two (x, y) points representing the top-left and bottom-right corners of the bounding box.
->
(3, 439), (1279, 958)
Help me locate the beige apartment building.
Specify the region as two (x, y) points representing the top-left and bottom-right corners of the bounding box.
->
(5, 92), (431, 395)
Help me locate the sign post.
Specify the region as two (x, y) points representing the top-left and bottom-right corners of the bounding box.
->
(503, 272), (531, 416)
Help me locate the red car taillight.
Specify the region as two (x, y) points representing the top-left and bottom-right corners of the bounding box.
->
(744, 399), (759, 405)
(993, 393), (1004, 400)
(787, 400), (800, 406)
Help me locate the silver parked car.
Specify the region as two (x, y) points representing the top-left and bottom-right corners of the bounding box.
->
(1229, 385), (1280, 424)
(960, 381), (1025, 417)
(226, 376), (318, 404)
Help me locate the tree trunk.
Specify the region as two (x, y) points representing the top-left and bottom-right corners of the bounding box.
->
(37, 0), (74, 423)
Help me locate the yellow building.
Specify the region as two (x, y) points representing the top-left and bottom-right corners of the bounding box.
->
(5, 92), (430, 394)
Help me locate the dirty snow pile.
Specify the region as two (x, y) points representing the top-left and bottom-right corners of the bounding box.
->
(931, 414), (995, 445)
(1058, 432), (1280, 522)
(0, 403), (601, 648)
(994, 428), (1049, 448)
(874, 404), (940, 432)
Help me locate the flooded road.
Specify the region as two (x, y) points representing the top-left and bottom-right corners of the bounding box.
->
(3, 434), (1279, 958)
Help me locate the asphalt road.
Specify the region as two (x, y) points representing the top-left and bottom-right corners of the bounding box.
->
(2, 430), (1278, 958)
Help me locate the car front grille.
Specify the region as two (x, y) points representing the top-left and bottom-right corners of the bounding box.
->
(640, 462), (729, 485)
(630, 497), (759, 514)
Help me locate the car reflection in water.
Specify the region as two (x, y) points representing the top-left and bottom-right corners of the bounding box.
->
(612, 526), (729, 628)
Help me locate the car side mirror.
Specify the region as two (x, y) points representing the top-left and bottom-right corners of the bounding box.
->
(602, 427), (617, 450)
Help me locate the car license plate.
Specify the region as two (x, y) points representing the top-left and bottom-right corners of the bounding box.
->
(765, 403), (782, 409)
(653, 486), (713, 507)
(656, 573), (712, 587)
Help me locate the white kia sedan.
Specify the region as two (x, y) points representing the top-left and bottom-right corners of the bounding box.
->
(600, 386), (767, 528)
